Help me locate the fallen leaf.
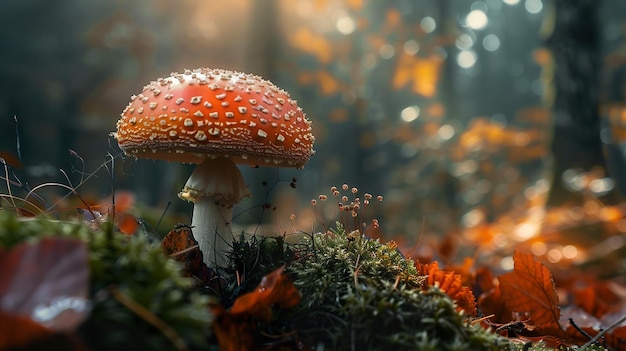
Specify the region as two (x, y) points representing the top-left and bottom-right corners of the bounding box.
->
(415, 261), (477, 316)
(498, 251), (566, 337)
(0, 311), (52, 348)
(573, 280), (621, 318)
(161, 225), (223, 291)
(0, 238), (90, 350)
(211, 266), (301, 351)
(436, 233), (459, 264)
(473, 266), (496, 297)
(606, 325), (626, 351)
(478, 284), (513, 326)
(0, 310), (88, 350)
(229, 265), (300, 319)
(78, 191), (139, 235)
(0, 150), (22, 168)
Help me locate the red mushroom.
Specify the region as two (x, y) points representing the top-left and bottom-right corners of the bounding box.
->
(113, 68), (315, 267)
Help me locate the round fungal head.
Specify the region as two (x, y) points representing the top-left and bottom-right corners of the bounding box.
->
(114, 68), (315, 168)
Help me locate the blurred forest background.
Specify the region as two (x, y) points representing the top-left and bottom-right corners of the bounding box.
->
(2, 0), (626, 271)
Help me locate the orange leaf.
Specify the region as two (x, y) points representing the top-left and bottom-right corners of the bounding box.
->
(115, 213), (139, 235)
(162, 226), (203, 274)
(288, 28), (333, 63)
(346, 0), (363, 10)
(573, 281), (621, 318)
(607, 325), (626, 351)
(498, 251), (565, 337)
(230, 266), (300, 320)
(0, 311), (87, 350)
(415, 261), (477, 316)
(210, 304), (257, 351)
(0, 311), (52, 348)
(391, 54), (442, 97)
(478, 284), (512, 325)
(0, 238), (90, 332)
(0, 238), (89, 350)
(475, 267), (514, 326)
(317, 70), (342, 95)
(0, 150), (21, 168)
(211, 266), (301, 351)
(443, 257), (474, 287)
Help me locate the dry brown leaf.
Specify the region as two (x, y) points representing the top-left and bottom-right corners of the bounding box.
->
(499, 251), (566, 337)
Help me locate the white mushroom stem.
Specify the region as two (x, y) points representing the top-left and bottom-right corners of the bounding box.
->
(178, 157), (250, 267)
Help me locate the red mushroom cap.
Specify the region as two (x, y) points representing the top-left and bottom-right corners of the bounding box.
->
(114, 68), (315, 168)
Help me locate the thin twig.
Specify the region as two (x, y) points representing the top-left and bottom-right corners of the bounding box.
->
(105, 153), (116, 226)
(569, 317), (594, 341)
(581, 314), (626, 349)
(168, 244), (200, 258)
(14, 115), (23, 165)
(1, 159), (17, 211)
(155, 201), (171, 233)
(471, 314), (495, 325)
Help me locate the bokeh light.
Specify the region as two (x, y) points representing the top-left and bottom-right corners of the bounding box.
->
(456, 33), (475, 50)
(483, 34), (501, 51)
(500, 256), (514, 271)
(379, 44), (395, 59)
(403, 39), (420, 54)
(562, 245), (578, 260)
(336, 15), (356, 34)
(438, 125), (455, 140)
(420, 16), (437, 33)
(525, 0), (543, 14)
(457, 50), (477, 68)
(400, 105), (421, 122)
(466, 10), (488, 30)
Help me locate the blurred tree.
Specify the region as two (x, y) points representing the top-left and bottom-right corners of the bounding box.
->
(545, 0), (619, 207)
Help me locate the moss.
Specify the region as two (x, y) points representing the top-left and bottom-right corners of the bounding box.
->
(223, 224), (512, 350)
(285, 224), (510, 350)
(0, 211), (211, 350)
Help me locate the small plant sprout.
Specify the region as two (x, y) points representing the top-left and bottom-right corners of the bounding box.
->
(114, 68), (315, 267)
(310, 184), (384, 235)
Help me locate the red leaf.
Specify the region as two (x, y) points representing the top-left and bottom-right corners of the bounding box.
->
(229, 266), (300, 319)
(498, 251), (565, 337)
(211, 266), (301, 351)
(0, 150), (22, 168)
(0, 237), (90, 332)
(161, 225), (223, 290)
(415, 261), (477, 316)
(478, 284), (513, 325)
(0, 238), (90, 350)
(79, 191), (139, 234)
(573, 281), (621, 318)
(0, 311), (51, 348)
(162, 225), (204, 274)
(115, 213), (139, 235)
(608, 325), (626, 351)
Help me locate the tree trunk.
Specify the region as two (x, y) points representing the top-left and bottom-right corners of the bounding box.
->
(545, 0), (618, 207)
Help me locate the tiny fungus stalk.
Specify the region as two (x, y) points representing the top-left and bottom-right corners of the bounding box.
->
(178, 157), (249, 267)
